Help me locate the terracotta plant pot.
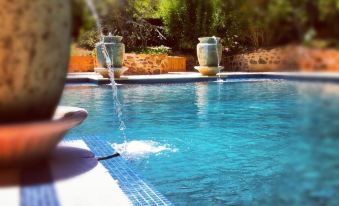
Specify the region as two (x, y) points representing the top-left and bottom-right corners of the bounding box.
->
(0, 0), (71, 123)
(0, 106), (88, 168)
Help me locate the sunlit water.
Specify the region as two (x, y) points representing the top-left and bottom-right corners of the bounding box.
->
(61, 80), (339, 206)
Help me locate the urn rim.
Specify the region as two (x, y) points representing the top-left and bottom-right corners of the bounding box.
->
(198, 37), (221, 44)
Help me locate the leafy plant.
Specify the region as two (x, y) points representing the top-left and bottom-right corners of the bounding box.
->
(305, 39), (339, 49)
(133, 45), (171, 54)
(77, 30), (100, 50)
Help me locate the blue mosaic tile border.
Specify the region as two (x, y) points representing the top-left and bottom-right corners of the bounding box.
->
(67, 136), (173, 206)
(66, 73), (339, 85)
(20, 161), (60, 206)
(21, 183), (60, 206)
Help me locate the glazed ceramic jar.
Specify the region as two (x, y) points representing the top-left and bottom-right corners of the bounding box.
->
(0, 0), (72, 123)
(96, 34), (125, 68)
(197, 37), (223, 67)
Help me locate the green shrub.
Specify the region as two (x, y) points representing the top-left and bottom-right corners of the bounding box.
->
(305, 39), (339, 49)
(134, 45), (171, 54)
(78, 30), (100, 50)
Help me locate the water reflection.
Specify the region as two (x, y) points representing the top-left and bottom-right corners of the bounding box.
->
(195, 83), (209, 118)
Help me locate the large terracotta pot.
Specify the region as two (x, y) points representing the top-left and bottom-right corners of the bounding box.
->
(0, 0), (71, 123)
(197, 37), (223, 66)
(96, 34), (125, 68)
(0, 106), (87, 168)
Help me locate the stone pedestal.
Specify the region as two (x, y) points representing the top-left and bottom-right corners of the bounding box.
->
(194, 66), (224, 76)
(95, 67), (128, 78)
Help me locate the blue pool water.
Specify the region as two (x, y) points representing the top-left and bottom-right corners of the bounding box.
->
(61, 80), (339, 206)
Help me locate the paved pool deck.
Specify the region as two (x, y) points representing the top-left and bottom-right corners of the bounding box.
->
(67, 72), (339, 85)
(0, 136), (172, 206)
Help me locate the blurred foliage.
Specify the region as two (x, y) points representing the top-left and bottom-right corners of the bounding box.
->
(305, 39), (339, 49)
(72, 0), (339, 53)
(133, 45), (171, 54)
(157, 0), (242, 52)
(72, 0), (165, 51)
(77, 30), (100, 50)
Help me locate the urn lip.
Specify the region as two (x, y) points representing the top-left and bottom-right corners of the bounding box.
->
(95, 36), (124, 46)
(102, 33), (123, 43)
(198, 37), (220, 44)
(103, 35), (123, 43)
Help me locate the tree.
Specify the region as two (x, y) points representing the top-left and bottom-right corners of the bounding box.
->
(74, 0), (165, 50)
(74, 0), (339, 51)
(159, 0), (224, 50)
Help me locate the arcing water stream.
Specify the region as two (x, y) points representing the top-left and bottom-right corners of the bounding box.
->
(100, 43), (128, 145)
(84, 0), (175, 158)
(84, 0), (128, 152)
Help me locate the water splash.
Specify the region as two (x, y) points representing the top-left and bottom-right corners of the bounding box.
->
(215, 78), (226, 84)
(112, 141), (177, 159)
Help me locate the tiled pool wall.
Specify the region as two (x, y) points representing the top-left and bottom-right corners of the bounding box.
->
(66, 73), (339, 85)
(65, 135), (173, 206)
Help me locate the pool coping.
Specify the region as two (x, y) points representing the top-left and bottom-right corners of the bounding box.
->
(67, 72), (339, 85)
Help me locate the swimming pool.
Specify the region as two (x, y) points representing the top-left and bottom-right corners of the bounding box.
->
(61, 79), (339, 206)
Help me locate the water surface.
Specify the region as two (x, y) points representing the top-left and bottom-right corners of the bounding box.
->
(61, 80), (339, 206)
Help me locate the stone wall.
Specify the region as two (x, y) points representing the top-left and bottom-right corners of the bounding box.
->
(123, 54), (168, 75)
(224, 46), (339, 72)
(68, 47), (339, 73)
(68, 54), (187, 75)
(123, 54), (187, 75)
